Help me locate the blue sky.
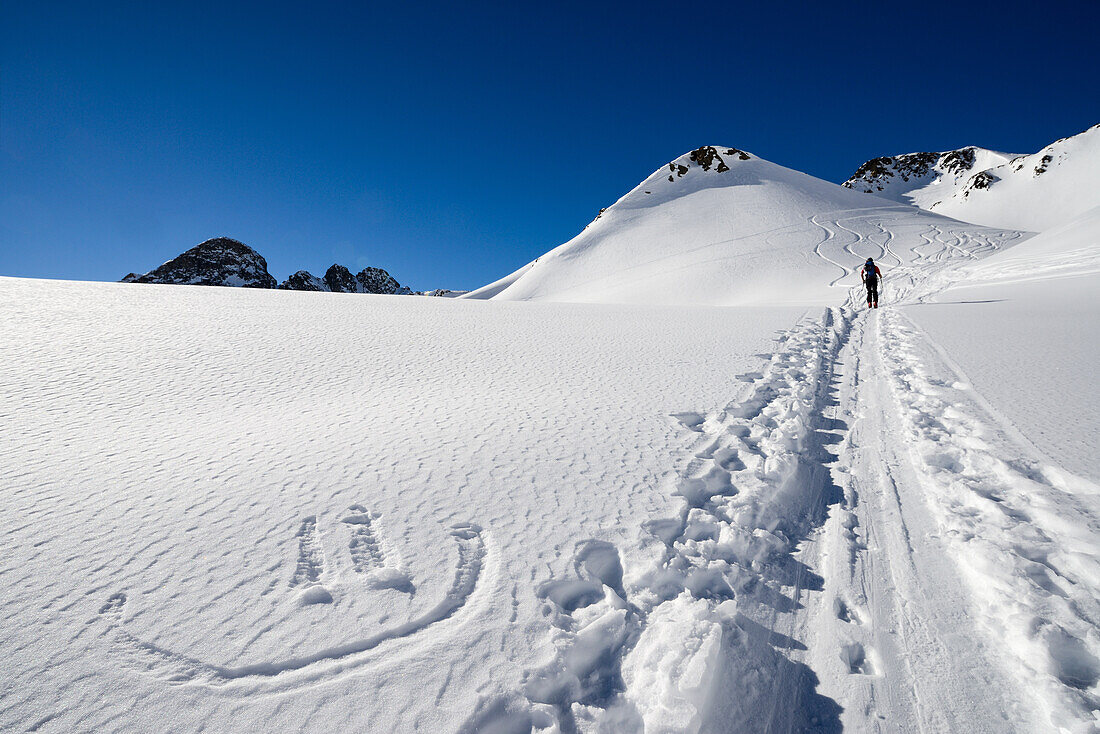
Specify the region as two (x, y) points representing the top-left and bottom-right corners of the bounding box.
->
(3, 1), (1098, 291)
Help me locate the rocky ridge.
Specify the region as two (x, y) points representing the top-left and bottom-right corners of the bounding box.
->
(841, 123), (1099, 231)
(128, 237), (278, 289)
(842, 147), (988, 195)
(124, 237), (415, 295)
(281, 264), (412, 295)
(667, 146), (751, 182)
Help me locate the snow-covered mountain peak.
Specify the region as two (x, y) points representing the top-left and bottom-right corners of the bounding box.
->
(843, 123), (1100, 231)
(566, 145), (765, 242)
(843, 146), (1018, 200)
(465, 145), (1022, 305)
(610, 145), (756, 207)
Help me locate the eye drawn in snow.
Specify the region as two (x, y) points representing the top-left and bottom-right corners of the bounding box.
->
(288, 516), (327, 602)
(343, 505), (415, 593)
(95, 516), (487, 690)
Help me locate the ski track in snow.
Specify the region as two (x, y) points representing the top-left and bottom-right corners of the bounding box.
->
(467, 222), (1099, 733)
(878, 310), (1100, 729)
(805, 209), (1025, 299)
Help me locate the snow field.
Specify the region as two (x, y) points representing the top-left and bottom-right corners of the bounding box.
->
(0, 276), (806, 732)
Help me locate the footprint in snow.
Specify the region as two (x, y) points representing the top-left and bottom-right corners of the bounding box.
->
(537, 538), (629, 617)
(672, 411), (707, 432)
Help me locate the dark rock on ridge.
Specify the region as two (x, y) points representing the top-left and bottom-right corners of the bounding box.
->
(323, 264), (358, 293)
(129, 237), (277, 288)
(356, 267), (403, 295)
(843, 147), (986, 193)
(278, 264), (409, 294)
(843, 151), (941, 192)
(1034, 154), (1053, 176)
(963, 171), (997, 197)
(939, 148), (976, 176)
(667, 146), (750, 181)
(279, 270), (327, 291)
(124, 237), (415, 295)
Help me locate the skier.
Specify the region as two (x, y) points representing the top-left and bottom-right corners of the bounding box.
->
(860, 257), (882, 308)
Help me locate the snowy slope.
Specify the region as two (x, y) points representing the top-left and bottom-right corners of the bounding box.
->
(3, 144), (1099, 734)
(901, 205), (1100, 483)
(0, 277), (806, 733)
(957, 203), (1100, 284)
(844, 124), (1100, 232)
(464, 146), (1025, 306)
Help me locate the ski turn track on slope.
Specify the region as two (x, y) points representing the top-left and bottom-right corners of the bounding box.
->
(469, 310), (1098, 732)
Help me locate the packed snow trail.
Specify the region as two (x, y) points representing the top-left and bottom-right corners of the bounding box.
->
(468, 268), (1098, 730)
(793, 310), (1040, 733)
(465, 308), (858, 732)
(874, 310), (1100, 731)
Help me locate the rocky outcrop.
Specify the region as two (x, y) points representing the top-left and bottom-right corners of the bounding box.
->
(666, 146), (751, 182)
(278, 264), (410, 294)
(939, 148), (976, 176)
(843, 151), (940, 192)
(323, 265), (358, 293)
(356, 267), (403, 295)
(279, 271), (327, 291)
(125, 238), (416, 296)
(962, 170), (997, 197)
(842, 146), (1004, 195)
(128, 237), (277, 288)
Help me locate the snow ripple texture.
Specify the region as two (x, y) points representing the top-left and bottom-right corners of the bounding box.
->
(468, 309), (853, 732)
(0, 278), (799, 732)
